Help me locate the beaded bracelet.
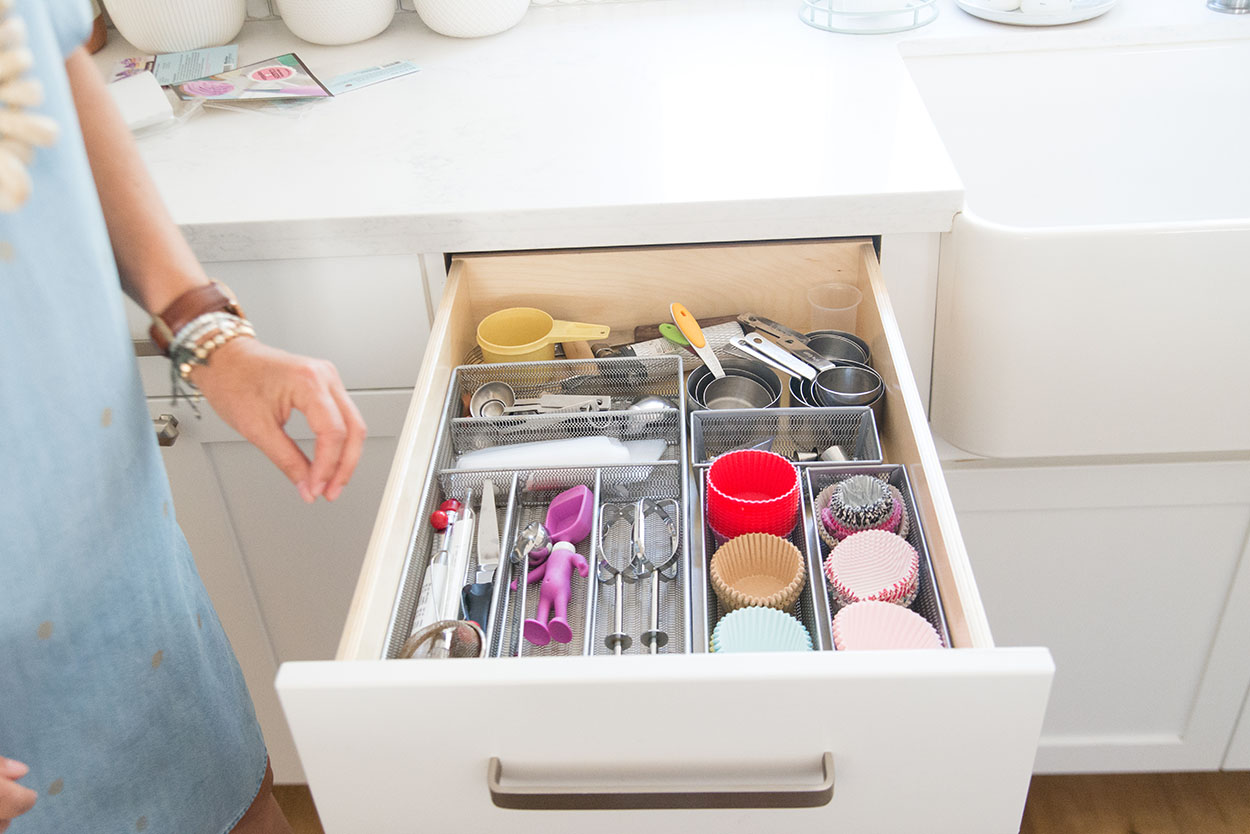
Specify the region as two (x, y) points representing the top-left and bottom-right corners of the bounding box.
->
(167, 310), (256, 409)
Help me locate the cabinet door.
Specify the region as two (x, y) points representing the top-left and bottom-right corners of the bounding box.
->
(149, 389), (410, 782)
(1226, 689), (1250, 770)
(944, 460), (1250, 773)
(124, 254), (433, 394)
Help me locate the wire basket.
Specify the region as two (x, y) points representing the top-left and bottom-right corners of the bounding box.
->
(805, 465), (950, 647)
(690, 407), (882, 467)
(383, 356), (689, 660)
(799, 0), (938, 34)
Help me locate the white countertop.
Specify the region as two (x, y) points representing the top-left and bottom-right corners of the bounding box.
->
(94, 0), (1250, 259)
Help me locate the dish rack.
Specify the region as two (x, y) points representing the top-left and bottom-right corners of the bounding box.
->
(799, 0), (938, 34)
(383, 355), (950, 660)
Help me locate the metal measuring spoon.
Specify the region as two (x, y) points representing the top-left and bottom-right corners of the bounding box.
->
(511, 521), (553, 568)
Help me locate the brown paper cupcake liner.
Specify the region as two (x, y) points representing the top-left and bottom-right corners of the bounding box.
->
(710, 533), (806, 613)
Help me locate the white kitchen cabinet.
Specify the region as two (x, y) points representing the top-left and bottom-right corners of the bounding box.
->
(123, 254), (433, 393)
(129, 253), (434, 781)
(943, 460), (1250, 774)
(1226, 687), (1250, 770)
(276, 239), (1053, 833)
(150, 390), (410, 782)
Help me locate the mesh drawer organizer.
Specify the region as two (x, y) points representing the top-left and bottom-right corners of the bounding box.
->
(804, 465), (951, 647)
(689, 407), (883, 467)
(383, 353), (949, 659)
(383, 357), (692, 659)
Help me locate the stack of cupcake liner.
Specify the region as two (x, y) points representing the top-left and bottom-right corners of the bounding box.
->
(711, 606), (813, 653)
(823, 529), (920, 607)
(706, 450), (800, 538)
(816, 475), (909, 549)
(832, 600), (943, 650)
(710, 533), (806, 613)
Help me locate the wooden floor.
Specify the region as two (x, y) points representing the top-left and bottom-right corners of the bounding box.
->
(1021, 772), (1250, 834)
(272, 785), (325, 834)
(274, 771), (1250, 834)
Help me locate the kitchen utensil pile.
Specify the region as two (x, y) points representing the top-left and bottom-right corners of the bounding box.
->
(393, 300), (950, 661)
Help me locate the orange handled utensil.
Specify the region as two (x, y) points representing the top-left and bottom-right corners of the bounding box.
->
(670, 302), (725, 378)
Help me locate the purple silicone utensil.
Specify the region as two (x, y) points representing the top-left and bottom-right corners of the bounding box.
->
(522, 484), (596, 645)
(546, 484), (595, 544)
(529, 484), (595, 561)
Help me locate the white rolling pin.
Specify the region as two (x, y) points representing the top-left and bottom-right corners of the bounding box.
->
(453, 436), (665, 471)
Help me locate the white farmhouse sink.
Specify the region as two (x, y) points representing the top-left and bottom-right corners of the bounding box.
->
(905, 38), (1250, 458)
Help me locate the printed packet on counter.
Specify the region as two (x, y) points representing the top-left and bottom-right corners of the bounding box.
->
(111, 45), (239, 87)
(173, 53), (332, 101)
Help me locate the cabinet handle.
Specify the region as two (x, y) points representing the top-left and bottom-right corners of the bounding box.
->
(153, 414), (179, 447)
(487, 752), (834, 810)
(133, 339), (163, 358)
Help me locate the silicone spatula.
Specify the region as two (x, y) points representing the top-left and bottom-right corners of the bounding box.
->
(670, 302), (724, 378)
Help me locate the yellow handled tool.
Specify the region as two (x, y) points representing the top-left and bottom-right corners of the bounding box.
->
(670, 302), (724, 378)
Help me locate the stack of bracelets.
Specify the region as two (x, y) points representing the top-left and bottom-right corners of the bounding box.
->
(149, 281), (256, 408)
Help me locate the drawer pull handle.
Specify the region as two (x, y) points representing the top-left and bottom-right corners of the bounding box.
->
(486, 752), (834, 810)
(153, 414), (179, 447)
(133, 338), (163, 358)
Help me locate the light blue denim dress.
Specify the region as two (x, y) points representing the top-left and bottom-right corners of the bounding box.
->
(0, 2), (268, 831)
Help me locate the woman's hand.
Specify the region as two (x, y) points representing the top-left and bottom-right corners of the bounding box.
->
(189, 338), (367, 503)
(0, 757), (36, 832)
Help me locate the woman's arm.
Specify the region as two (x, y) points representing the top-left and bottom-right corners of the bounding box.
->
(64, 48), (366, 503)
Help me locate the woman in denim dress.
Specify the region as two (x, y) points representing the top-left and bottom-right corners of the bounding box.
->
(0, 2), (366, 831)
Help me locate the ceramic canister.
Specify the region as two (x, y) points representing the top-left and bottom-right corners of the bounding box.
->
(104, 0), (246, 53)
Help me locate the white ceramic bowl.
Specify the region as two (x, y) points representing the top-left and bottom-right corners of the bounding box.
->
(414, 0), (530, 38)
(276, 0), (396, 46)
(103, 0), (245, 53)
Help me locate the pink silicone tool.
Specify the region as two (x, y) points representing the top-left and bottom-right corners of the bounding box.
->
(521, 484), (596, 645)
(522, 542), (590, 645)
(529, 484), (595, 561)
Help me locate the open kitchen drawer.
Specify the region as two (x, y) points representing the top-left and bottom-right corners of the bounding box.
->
(276, 239), (1053, 833)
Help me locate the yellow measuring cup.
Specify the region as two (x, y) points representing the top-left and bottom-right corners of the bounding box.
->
(476, 308), (611, 363)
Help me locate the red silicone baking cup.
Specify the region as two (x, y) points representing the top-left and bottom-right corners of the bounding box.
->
(706, 450), (800, 538)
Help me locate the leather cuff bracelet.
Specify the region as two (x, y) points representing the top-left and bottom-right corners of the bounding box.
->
(149, 280), (245, 355)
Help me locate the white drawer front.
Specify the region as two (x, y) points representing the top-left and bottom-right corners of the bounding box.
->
(279, 650), (1051, 833)
(279, 238), (1054, 832)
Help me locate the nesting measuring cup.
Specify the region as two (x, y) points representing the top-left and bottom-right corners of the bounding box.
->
(476, 307), (610, 363)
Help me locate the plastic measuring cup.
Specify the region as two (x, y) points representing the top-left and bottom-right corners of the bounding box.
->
(476, 307), (610, 363)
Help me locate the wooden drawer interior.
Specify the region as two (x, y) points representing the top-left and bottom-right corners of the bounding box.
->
(341, 238), (990, 660)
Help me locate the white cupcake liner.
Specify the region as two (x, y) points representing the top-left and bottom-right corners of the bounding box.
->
(823, 529), (920, 606)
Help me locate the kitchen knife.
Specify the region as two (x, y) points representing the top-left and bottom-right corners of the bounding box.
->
(461, 480), (500, 628)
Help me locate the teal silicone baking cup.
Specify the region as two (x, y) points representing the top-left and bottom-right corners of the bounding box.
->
(710, 606), (813, 653)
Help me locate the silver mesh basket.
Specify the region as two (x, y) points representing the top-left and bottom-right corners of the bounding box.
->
(690, 407), (882, 466)
(383, 356), (689, 660)
(805, 465), (951, 647)
(696, 473), (831, 653)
